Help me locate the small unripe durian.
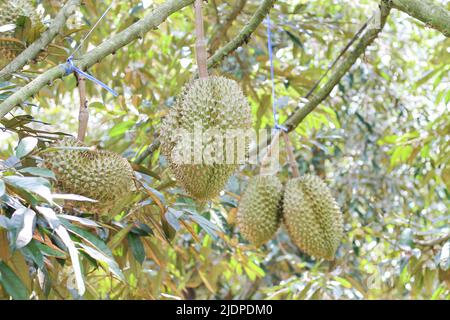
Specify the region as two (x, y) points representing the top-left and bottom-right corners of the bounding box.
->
(160, 76), (252, 201)
(237, 175), (283, 246)
(41, 137), (135, 215)
(283, 174), (343, 260)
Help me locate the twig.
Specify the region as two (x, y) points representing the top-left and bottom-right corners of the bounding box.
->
(195, 0), (209, 79)
(282, 131), (300, 178)
(76, 74), (88, 141)
(414, 233), (450, 247)
(0, 0), (81, 80)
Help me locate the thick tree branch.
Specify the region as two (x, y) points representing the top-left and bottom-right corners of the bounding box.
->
(385, 0), (450, 37)
(0, 0), (81, 80)
(283, 4), (390, 131)
(0, 0), (195, 119)
(135, 0), (277, 164)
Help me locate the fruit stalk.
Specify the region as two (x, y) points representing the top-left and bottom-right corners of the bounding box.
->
(282, 131), (300, 178)
(76, 73), (89, 142)
(194, 0), (209, 79)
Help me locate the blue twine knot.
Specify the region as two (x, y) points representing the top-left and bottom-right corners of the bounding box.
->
(64, 56), (118, 97)
(266, 15), (286, 132)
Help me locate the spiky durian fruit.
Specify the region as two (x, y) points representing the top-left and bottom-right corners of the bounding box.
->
(283, 174), (343, 260)
(41, 137), (136, 215)
(160, 76), (252, 201)
(237, 175), (283, 246)
(0, 0), (42, 66)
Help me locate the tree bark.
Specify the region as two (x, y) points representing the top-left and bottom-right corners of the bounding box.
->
(0, 0), (196, 119)
(385, 0), (450, 37)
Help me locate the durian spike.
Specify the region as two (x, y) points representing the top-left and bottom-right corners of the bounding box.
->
(282, 131), (300, 178)
(194, 0), (209, 79)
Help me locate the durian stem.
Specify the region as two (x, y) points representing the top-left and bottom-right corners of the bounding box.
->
(194, 0), (209, 79)
(282, 131), (300, 178)
(76, 73), (89, 142)
(260, 130), (281, 175)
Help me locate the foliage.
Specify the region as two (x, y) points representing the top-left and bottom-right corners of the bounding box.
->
(0, 0), (449, 300)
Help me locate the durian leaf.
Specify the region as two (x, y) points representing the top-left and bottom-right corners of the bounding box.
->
(127, 233), (146, 265)
(59, 219), (113, 258)
(0, 261), (29, 300)
(35, 206), (85, 296)
(77, 243), (124, 281)
(0, 180), (5, 197)
(107, 224), (134, 251)
(21, 239), (44, 269)
(440, 241), (449, 271)
(18, 167), (55, 180)
(183, 209), (221, 240)
(11, 207), (36, 249)
(15, 137), (38, 159)
(52, 194), (97, 203)
(3, 176), (52, 204)
(58, 214), (99, 228)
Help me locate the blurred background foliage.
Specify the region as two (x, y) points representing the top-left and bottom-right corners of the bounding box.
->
(0, 0), (449, 299)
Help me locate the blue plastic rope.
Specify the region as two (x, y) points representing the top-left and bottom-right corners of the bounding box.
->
(63, 3), (117, 97)
(266, 15), (287, 132)
(65, 57), (118, 97)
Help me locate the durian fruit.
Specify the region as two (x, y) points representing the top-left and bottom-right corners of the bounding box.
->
(283, 174), (343, 260)
(0, 0), (42, 66)
(41, 137), (136, 215)
(159, 76), (252, 201)
(237, 175), (283, 246)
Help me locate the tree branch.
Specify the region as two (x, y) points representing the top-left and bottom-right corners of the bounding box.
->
(207, 0), (276, 70)
(0, 0), (81, 81)
(0, 0), (195, 119)
(283, 3), (390, 132)
(209, 0), (247, 53)
(385, 0), (450, 37)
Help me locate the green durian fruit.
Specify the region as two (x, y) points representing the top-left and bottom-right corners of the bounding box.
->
(237, 175), (283, 246)
(0, 0), (42, 67)
(160, 76), (252, 201)
(41, 137), (136, 215)
(283, 174), (343, 260)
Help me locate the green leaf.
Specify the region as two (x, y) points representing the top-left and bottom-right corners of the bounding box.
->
(12, 208), (36, 249)
(109, 120), (135, 138)
(59, 219), (113, 258)
(77, 243), (124, 281)
(4, 176), (52, 203)
(21, 240), (44, 269)
(0, 180), (5, 197)
(0, 261), (29, 300)
(36, 206), (85, 296)
(15, 137), (38, 159)
(127, 233), (146, 264)
(19, 167), (55, 179)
